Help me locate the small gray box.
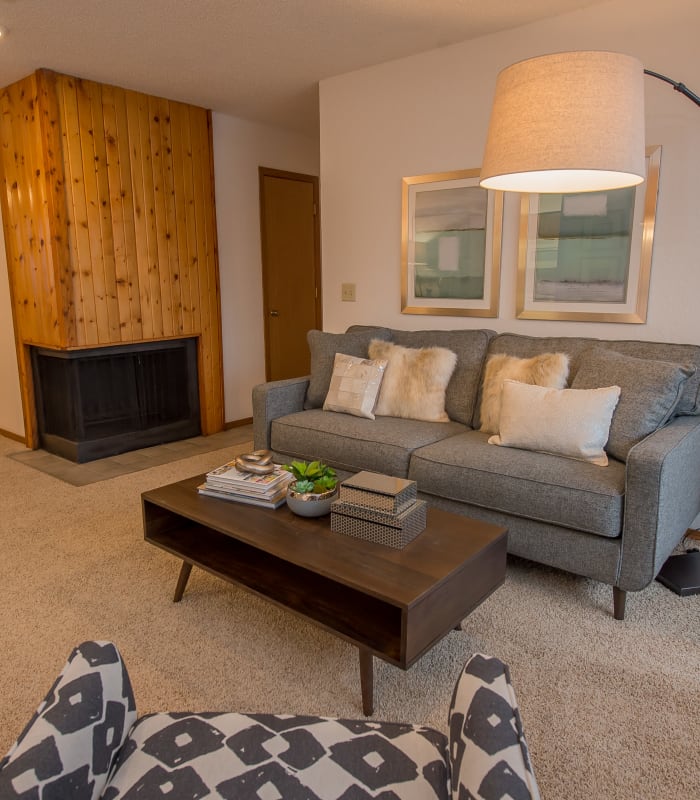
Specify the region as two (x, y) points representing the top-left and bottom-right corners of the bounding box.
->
(330, 499), (427, 549)
(339, 471), (417, 514)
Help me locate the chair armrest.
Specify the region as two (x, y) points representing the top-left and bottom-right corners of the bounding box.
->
(0, 641), (136, 800)
(252, 376), (310, 450)
(620, 415), (700, 590)
(448, 653), (540, 800)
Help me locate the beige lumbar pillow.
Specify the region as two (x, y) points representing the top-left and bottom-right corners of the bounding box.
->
(489, 380), (621, 466)
(323, 353), (388, 420)
(368, 340), (457, 422)
(479, 352), (570, 434)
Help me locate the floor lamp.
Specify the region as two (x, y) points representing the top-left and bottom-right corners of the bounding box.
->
(479, 50), (700, 596)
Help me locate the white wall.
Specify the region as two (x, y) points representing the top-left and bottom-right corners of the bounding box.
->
(212, 114), (319, 422)
(0, 230), (23, 438)
(319, 0), (700, 344)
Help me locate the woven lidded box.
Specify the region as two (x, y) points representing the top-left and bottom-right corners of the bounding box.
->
(330, 499), (427, 549)
(339, 471), (417, 514)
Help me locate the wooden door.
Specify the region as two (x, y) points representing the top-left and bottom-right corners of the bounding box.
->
(259, 168), (321, 380)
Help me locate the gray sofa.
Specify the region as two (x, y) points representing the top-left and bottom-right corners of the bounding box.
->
(253, 327), (700, 620)
(0, 641), (540, 799)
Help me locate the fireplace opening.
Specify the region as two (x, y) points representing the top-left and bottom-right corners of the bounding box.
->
(31, 338), (201, 463)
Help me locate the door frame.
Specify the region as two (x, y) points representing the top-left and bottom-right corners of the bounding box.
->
(258, 167), (322, 380)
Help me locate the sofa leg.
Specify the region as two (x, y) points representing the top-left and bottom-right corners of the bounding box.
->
(613, 587), (626, 620)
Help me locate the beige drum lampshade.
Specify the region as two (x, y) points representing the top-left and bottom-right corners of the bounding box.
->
(480, 51), (646, 193)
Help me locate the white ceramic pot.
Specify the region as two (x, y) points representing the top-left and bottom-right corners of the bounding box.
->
(286, 487), (338, 517)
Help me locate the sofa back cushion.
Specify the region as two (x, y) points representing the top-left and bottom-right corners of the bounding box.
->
(477, 333), (700, 424)
(388, 329), (495, 425)
(571, 347), (695, 461)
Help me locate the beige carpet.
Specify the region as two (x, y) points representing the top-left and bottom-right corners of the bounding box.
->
(0, 433), (698, 799)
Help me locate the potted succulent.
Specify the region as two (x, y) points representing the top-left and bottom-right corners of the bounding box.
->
(282, 459), (339, 517)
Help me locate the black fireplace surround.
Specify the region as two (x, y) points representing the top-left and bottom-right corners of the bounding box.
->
(31, 338), (201, 463)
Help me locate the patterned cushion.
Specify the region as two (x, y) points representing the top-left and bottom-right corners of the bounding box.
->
(305, 328), (393, 409)
(0, 641), (137, 800)
(103, 712), (449, 799)
(449, 654), (540, 800)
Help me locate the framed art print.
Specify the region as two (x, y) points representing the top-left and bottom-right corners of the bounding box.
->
(401, 169), (502, 317)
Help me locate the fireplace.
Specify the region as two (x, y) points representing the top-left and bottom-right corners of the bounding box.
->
(31, 339), (201, 463)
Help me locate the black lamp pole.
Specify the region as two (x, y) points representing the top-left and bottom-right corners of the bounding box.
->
(647, 69), (700, 598)
(644, 69), (700, 106)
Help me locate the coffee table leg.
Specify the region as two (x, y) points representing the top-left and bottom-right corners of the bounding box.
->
(174, 561), (193, 602)
(359, 648), (374, 716)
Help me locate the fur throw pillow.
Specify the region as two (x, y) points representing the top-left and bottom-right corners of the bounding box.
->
(479, 352), (570, 434)
(368, 340), (457, 422)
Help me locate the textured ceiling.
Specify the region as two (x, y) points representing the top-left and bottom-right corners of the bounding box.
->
(0, 0), (608, 136)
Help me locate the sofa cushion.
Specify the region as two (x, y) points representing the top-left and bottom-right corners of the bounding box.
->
(571, 347), (695, 461)
(479, 352), (570, 434)
(480, 333), (700, 418)
(271, 409), (466, 477)
(410, 430), (626, 538)
(104, 711), (449, 800)
(489, 381), (621, 467)
(389, 329), (495, 425)
(323, 353), (388, 420)
(306, 328), (392, 409)
(368, 340), (457, 422)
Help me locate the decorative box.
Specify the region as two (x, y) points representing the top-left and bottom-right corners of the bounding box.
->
(338, 471), (417, 514)
(330, 499), (428, 550)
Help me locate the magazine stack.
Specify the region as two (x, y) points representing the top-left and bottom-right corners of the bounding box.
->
(198, 459), (293, 509)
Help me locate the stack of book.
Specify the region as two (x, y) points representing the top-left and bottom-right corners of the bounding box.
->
(198, 460), (293, 509)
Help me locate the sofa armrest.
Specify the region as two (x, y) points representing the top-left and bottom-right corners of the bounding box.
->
(0, 641), (136, 800)
(620, 414), (700, 591)
(448, 653), (540, 800)
(252, 376), (310, 450)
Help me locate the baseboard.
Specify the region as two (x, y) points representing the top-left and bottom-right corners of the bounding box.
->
(223, 417), (253, 430)
(0, 427), (27, 445)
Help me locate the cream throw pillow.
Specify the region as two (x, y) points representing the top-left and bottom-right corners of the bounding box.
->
(489, 380), (621, 466)
(323, 353), (388, 419)
(479, 352), (570, 434)
(368, 340), (457, 422)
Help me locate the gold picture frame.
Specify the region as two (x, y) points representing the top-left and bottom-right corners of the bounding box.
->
(401, 169), (502, 317)
(516, 145), (662, 323)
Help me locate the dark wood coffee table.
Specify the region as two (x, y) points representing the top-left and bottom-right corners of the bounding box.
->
(142, 474), (507, 714)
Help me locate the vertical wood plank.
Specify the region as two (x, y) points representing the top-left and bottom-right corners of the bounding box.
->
(60, 75), (98, 344)
(124, 89), (153, 340)
(76, 76), (112, 343)
(94, 81), (123, 343)
(170, 101), (195, 335)
(159, 99), (184, 334)
(148, 94), (173, 337)
(138, 91), (164, 337)
(36, 69), (74, 346)
(112, 87), (143, 340)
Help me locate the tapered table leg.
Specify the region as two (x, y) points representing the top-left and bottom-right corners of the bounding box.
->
(174, 561), (193, 602)
(359, 648), (374, 716)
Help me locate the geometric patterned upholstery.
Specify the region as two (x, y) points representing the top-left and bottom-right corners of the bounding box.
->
(104, 712), (449, 799)
(449, 654), (541, 800)
(1, 644), (539, 800)
(0, 641), (136, 800)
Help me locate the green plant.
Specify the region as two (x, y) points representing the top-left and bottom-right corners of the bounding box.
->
(282, 460), (338, 495)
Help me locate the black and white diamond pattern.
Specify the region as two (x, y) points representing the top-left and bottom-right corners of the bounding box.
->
(1, 645), (538, 800)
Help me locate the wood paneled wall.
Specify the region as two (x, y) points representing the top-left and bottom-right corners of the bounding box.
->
(0, 69), (224, 446)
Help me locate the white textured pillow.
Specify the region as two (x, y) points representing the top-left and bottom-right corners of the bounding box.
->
(479, 352), (570, 434)
(323, 353), (388, 419)
(489, 380), (621, 466)
(368, 340), (457, 422)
